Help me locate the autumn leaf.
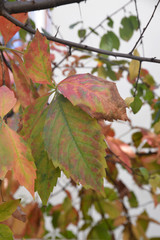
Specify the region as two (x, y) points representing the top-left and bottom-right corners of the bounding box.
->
(58, 73), (128, 121)
(2, 203), (44, 239)
(44, 94), (106, 194)
(0, 86), (17, 118)
(22, 95), (60, 204)
(0, 224), (13, 240)
(0, 119), (36, 196)
(87, 220), (112, 240)
(11, 62), (37, 108)
(0, 13), (28, 44)
(23, 30), (53, 85)
(50, 195), (79, 232)
(128, 49), (140, 82)
(105, 136), (135, 172)
(0, 200), (20, 222)
(0, 58), (11, 88)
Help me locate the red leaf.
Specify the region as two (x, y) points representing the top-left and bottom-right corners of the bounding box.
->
(0, 13), (28, 44)
(58, 73), (128, 121)
(0, 86), (17, 118)
(24, 30), (52, 84)
(11, 62), (36, 108)
(0, 57), (11, 88)
(0, 120), (36, 196)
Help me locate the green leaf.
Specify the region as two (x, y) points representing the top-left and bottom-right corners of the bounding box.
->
(95, 200), (122, 219)
(44, 94), (106, 194)
(0, 199), (20, 221)
(97, 65), (107, 78)
(60, 230), (76, 239)
(100, 31), (120, 51)
(89, 27), (99, 36)
(149, 174), (160, 192)
(87, 220), (112, 240)
(128, 191), (138, 208)
(130, 96), (143, 114)
(69, 21), (82, 29)
(136, 211), (149, 232)
(139, 167), (149, 181)
(104, 187), (118, 201)
(0, 224), (13, 240)
(132, 132), (142, 147)
(78, 29), (86, 38)
(19, 18), (36, 41)
(107, 17), (114, 28)
(22, 95), (60, 205)
(120, 17), (134, 41)
(129, 16), (139, 30)
(144, 89), (154, 103)
(143, 74), (155, 86)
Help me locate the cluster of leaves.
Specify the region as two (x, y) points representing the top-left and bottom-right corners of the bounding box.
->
(0, 3), (160, 240)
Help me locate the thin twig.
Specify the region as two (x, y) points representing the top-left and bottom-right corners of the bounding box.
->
(81, 0), (134, 43)
(130, 0), (160, 54)
(46, 9), (63, 39)
(53, 0), (134, 70)
(133, 0), (145, 57)
(2, 10), (160, 65)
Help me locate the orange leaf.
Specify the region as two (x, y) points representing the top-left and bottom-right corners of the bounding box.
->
(105, 136), (135, 172)
(0, 86), (17, 118)
(0, 120), (36, 196)
(0, 13), (28, 44)
(2, 203), (44, 239)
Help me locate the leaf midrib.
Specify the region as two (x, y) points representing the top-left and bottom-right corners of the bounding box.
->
(58, 97), (96, 181)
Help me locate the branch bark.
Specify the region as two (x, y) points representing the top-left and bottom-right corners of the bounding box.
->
(2, 10), (160, 65)
(2, 0), (86, 14)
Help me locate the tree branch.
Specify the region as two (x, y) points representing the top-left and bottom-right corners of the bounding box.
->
(2, 0), (86, 14)
(2, 9), (160, 64)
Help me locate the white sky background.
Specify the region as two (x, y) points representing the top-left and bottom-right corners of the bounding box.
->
(27, 0), (160, 238)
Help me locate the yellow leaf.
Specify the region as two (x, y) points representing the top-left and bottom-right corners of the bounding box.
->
(125, 97), (134, 107)
(129, 49), (140, 81)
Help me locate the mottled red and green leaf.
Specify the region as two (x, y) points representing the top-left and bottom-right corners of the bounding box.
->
(24, 30), (52, 85)
(58, 73), (128, 121)
(44, 94), (106, 194)
(22, 95), (60, 204)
